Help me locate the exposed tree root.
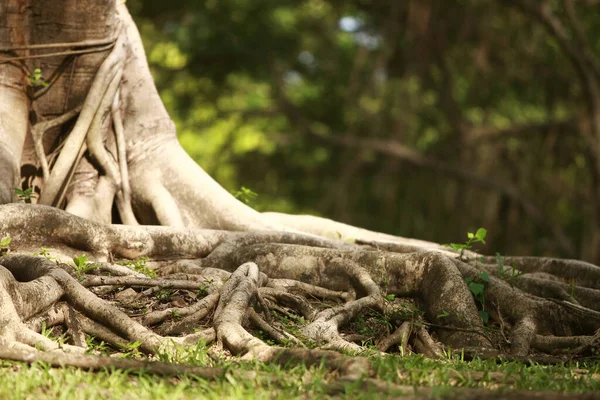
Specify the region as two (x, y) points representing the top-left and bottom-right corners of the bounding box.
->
(0, 204), (598, 383)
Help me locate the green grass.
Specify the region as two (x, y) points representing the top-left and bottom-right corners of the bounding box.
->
(371, 354), (600, 392)
(0, 353), (598, 399)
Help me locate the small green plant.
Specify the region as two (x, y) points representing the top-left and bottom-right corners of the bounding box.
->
(28, 68), (49, 88)
(443, 228), (487, 259)
(437, 310), (449, 319)
(40, 322), (67, 347)
(445, 228), (496, 324)
(117, 256), (155, 277)
(85, 335), (108, 354)
(72, 254), (97, 276)
(120, 341), (142, 358)
(14, 188), (36, 203)
(35, 247), (57, 262)
(232, 186), (258, 204)
(385, 294), (396, 301)
(40, 321), (52, 338)
(155, 340), (211, 365)
(197, 284), (209, 296)
(464, 271), (491, 324)
(0, 236), (11, 256)
(496, 252), (522, 282)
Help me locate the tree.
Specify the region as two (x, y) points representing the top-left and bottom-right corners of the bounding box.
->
(0, 0), (599, 380)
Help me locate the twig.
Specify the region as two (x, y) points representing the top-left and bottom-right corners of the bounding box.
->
(81, 276), (209, 290)
(0, 35), (118, 52)
(0, 43), (115, 63)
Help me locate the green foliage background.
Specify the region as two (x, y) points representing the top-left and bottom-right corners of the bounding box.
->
(128, 0), (600, 262)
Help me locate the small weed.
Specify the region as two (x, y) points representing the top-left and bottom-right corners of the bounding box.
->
(443, 227), (487, 260)
(464, 271), (491, 324)
(117, 257), (155, 277)
(14, 188), (37, 203)
(119, 341), (142, 358)
(197, 285), (209, 296)
(0, 236), (11, 256)
(35, 247), (57, 262)
(445, 229), (491, 324)
(496, 253), (522, 282)
(27, 68), (49, 88)
(85, 335), (108, 354)
(155, 340), (211, 365)
(72, 254), (97, 276)
(40, 322), (67, 347)
(40, 321), (52, 338)
(253, 329), (278, 346)
(232, 186), (258, 205)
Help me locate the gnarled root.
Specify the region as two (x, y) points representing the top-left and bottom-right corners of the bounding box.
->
(0, 203), (599, 380)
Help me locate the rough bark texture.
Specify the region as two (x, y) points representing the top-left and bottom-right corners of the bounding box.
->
(0, 0), (599, 383)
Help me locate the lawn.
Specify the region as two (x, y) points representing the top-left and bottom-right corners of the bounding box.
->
(2, 351), (598, 399)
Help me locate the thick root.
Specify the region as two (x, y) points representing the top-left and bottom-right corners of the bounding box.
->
(0, 203), (599, 379)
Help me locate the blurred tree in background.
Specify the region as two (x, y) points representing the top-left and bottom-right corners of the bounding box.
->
(128, 0), (600, 262)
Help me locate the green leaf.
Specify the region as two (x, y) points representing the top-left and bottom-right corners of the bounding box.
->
(464, 276), (473, 284)
(449, 243), (466, 251)
(467, 232), (474, 239)
(73, 254), (88, 268)
(0, 237), (11, 247)
(386, 294), (396, 301)
(468, 282), (485, 296)
(475, 228), (487, 243)
(479, 271), (490, 283)
(479, 310), (489, 324)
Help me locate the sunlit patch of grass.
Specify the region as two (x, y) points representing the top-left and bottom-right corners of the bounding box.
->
(0, 352), (598, 399)
(371, 354), (600, 393)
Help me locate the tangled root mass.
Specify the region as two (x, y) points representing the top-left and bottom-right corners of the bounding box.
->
(0, 204), (599, 379)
